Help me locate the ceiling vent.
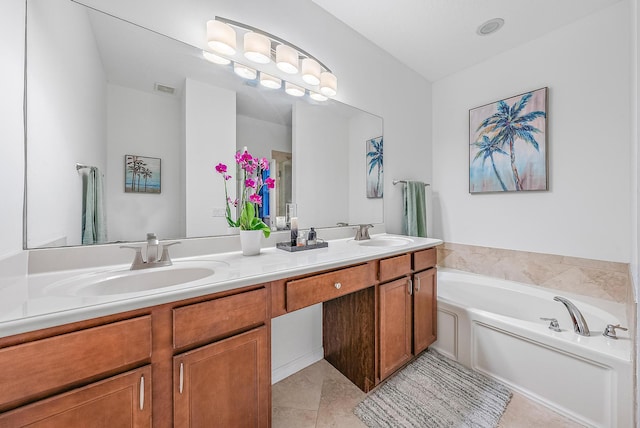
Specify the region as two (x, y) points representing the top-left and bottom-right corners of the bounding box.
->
(477, 18), (504, 36)
(154, 83), (175, 94)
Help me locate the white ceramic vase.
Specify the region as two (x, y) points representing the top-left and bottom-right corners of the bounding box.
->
(239, 229), (262, 256)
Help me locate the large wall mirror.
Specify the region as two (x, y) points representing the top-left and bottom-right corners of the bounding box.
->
(25, 0), (384, 249)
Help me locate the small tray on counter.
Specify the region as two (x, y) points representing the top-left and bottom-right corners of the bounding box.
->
(276, 241), (329, 252)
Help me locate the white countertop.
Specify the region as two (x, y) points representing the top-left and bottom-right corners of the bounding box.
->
(0, 234), (442, 338)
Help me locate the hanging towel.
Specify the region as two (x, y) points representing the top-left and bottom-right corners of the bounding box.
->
(402, 181), (427, 238)
(81, 168), (107, 245)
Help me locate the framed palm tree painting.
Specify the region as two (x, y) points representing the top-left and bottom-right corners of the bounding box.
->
(125, 154), (161, 193)
(469, 87), (548, 193)
(366, 136), (383, 198)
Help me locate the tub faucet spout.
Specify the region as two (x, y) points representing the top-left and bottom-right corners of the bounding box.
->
(553, 296), (590, 336)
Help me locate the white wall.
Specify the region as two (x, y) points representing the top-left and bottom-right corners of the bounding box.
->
(106, 84), (183, 242)
(432, 2), (631, 263)
(348, 112), (384, 225)
(184, 79), (236, 237)
(26, 0), (106, 247)
(293, 102), (349, 229)
(0, 0), (25, 257)
(236, 115), (291, 161)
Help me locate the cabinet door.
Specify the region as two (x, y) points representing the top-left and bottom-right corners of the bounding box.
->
(414, 268), (437, 354)
(0, 366), (151, 428)
(379, 277), (413, 381)
(174, 326), (269, 428)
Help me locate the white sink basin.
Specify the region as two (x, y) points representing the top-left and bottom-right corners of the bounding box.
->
(43, 262), (222, 297)
(353, 236), (414, 247)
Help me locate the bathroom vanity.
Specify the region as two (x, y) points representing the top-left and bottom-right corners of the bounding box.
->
(0, 236), (440, 427)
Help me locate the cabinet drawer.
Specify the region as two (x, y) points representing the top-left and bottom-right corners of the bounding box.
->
(379, 253), (411, 282)
(414, 247), (437, 271)
(286, 264), (375, 312)
(0, 316), (151, 411)
(173, 288), (267, 349)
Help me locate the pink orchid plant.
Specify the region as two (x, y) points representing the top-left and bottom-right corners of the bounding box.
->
(215, 149), (275, 238)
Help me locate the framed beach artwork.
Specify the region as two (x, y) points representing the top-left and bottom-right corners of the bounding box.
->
(125, 155), (161, 193)
(366, 136), (383, 198)
(469, 87), (548, 193)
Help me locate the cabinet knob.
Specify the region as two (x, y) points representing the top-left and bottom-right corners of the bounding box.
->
(334, 282), (342, 290)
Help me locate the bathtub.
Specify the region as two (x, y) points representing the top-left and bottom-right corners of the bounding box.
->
(432, 268), (633, 428)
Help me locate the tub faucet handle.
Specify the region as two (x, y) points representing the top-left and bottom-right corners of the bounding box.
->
(602, 324), (627, 339)
(540, 317), (561, 332)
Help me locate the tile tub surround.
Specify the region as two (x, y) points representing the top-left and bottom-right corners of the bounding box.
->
(437, 242), (630, 304)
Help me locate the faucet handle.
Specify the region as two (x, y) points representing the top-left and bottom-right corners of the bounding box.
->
(602, 324), (627, 339)
(159, 241), (181, 264)
(540, 317), (561, 332)
(120, 245), (145, 269)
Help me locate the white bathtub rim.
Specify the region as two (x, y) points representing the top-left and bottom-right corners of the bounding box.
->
(437, 268), (628, 326)
(436, 269), (632, 363)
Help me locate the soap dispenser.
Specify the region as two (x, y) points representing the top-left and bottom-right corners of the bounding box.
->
(307, 228), (317, 245)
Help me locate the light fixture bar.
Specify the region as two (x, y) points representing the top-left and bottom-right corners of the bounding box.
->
(215, 16), (332, 73)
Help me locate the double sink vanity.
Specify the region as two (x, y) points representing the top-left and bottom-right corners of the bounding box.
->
(0, 233), (441, 427)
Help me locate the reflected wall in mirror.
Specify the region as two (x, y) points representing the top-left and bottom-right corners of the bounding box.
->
(25, 0), (383, 248)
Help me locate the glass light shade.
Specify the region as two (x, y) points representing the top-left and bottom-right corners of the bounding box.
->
(309, 91), (328, 102)
(285, 82), (305, 97)
(320, 72), (338, 97)
(259, 72), (281, 89)
(243, 32), (271, 64)
(207, 20), (236, 55)
(276, 44), (299, 74)
(234, 63), (257, 80)
(202, 50), (230, 65)
(301, 58), (321, 85)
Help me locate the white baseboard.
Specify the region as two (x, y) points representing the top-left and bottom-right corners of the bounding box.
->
(271, 346), (324, 384)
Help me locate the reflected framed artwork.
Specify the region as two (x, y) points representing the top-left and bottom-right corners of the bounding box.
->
(366, 136), (383, 198)
(125, 154), (161, 193)
(469, 87), (548, 193)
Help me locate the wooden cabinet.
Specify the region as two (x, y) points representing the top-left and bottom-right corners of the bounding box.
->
(378, 247), (438, 381)
(0, 316), (151, 413)
(379, 276), (413, 381)
(173, 327), (269, 428)
(0, 366), (151, 427)
(413, 267), (437, 354)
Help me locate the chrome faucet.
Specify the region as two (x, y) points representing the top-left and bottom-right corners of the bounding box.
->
(354, 224), (374, 241)
(553, 296), (590, 336)
(120, 233), (180, 270)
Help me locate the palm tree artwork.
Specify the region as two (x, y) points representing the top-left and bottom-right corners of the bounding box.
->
(125, 155), (161, 194)
(469, 88), (547, 193)
(366, 136), (383, 198)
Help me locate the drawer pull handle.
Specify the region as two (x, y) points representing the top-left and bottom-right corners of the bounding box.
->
(416, 277), (421, 292)
(408, 278), (413, 295)
(179, 362), (184, 394)
(334, 282), (342, 289)
(139, 375), (144, 410)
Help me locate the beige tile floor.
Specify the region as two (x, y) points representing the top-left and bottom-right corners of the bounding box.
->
(272, 359), (585, 428)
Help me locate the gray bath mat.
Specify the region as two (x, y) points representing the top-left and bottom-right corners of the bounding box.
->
(354, 349), (512, 428)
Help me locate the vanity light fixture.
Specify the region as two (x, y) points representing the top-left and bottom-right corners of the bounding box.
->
(205, 17), (337, 100)
(207, 20), (236, 55)
(260, 72), (282, 89)
(309, 91), (328, 102)
(276, 44), (299, 74)
(285, 82), (305, 97)
(244, 32), (271, 64)
(301, 58), (321, 85)
(233, 63), (257, 80)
